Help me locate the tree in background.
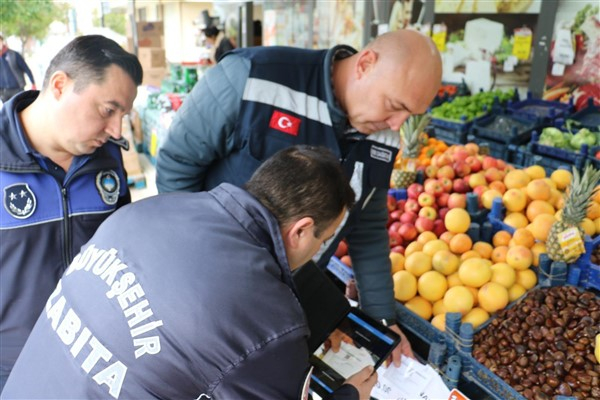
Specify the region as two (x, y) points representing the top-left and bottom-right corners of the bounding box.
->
(92, 8), (126, 36)
(0, 0), (69, 54)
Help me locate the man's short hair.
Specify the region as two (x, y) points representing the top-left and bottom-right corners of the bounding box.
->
(42, 35), (143, 91)
(202, 26), (219, 38)
(246, 145), (355, 237)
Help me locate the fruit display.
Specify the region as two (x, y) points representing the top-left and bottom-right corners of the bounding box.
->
(538, 124), (600, 152)
(472, 285), (600, 399)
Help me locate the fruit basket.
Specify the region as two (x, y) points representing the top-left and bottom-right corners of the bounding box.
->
(569, 234), (600, 292)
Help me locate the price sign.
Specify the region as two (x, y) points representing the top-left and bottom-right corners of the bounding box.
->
(512, 27), (532, 61)
(432, 24), (447, 52)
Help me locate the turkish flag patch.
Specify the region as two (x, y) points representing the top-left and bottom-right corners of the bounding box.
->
(269, 110), (301, 136)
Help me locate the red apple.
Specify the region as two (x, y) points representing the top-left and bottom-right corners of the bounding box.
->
(390, 245), (405, 255)
(437, 165), (456, 180)
(452, 148), (469, 163)
(452, 179), (470, 194)
(400, 211), (418, 224)
(468, 173), (487, 189)
(387, 194), (397, 212)
(496, 159), (507, 170)
(415, 216), (435, 233)
(435, 153), (452, 167)
(439, 177), (453, 193)
(419, 206), (438, 220)
(482, 156), (498, 170)
(407, 183), (424, 200)
(335, 240), (348, 258)
(424, 179), (444, 197)
(388, 230), (403, 248)
(398, 223), (418, 241)
(447, 193), (467, 209)
(437, 192), (450, 208)
(404, 198), (420, 214)
(438, 207), (450, 220)
(418, 192), (435, 207)
(484, 167), (502, 183)
(453, 161), (471, 178)
(465, 155), (482, 173)
(396, 199), (407, 211)
(389, 209), (403, 221)
(388, 221), (402, 233)
(432, 219), (447, 237)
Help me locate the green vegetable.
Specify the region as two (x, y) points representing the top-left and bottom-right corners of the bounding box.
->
(569, 128), (597, 150)
(539, 127), (569, 148)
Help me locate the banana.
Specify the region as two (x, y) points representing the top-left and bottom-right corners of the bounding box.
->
(596, 334), (600, 364)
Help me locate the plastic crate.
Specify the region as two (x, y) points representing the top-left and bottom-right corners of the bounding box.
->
(506, 93), (573, 124)
(569, 234), (600, 292)
(522, 144), (585, 177)
(568, 97), (600, 129)
(469, 112), (539, 146)
(467, 136), (528, 166)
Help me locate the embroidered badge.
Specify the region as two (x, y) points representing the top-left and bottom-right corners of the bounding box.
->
(269, 110), (301, 136)
(370, 145), (393, 163)
(4, 183), (37, 219)
(96, 170), (120, 205)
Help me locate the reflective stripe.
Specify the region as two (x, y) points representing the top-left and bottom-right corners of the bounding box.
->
(242, 78), (332, 127)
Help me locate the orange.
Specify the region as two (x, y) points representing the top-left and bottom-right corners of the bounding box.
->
(503, 188), (527, 212)
(432, 299), (446, 316)
(478, 282), (509, 313)
(431, 313), (446, 331)
(462, 307), (490, 329)
(417, 271), (448, 302)
(508, 283), (527, 302)
(506, 245), (533, 270)
(530, 242), (546, 267)
(492, 230), (512, 247)
(445, 208), (471, 234)
(405, 296), (433, 320)
(390, 252), (405, 274)
(516, 269), (537, 290)
(526, 200), (555, 223)
(512, 228), (535, 248)
(550, 169), (572, 190)
(491, 245), (509, 263)
(393, 271), (418, 302)
(404, 251), (432, 277)
(581, 218), (595, 236)
(504, 170), (531, 189)
(587, 202), (600, 220)
(439, 231), (455, 245)
(404, 241), (424, 257)
(459, 257), (492, 287)
(422, 239), (449, 257)
(472, 241), (493, 259)
(417, 231), (438, 245)
(529, 214), (556, 242)
(432, 250), (460, 276)
(526, 179), (552, 201)
(503, 212), (529, 229)
(446, 272), (463, 287)
(481, 189), (503, 210)
(443, 286), (474, 316)
(449, 233), (473, 254)
(460, 250), (481, 261)
(490, 262), (517, 288)
(488, 180), (507, 194)
(524, 165), (546, 180)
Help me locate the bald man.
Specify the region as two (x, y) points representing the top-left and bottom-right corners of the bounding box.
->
(156, 30), (442, 366)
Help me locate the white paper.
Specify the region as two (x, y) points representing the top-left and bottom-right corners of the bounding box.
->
(371, 356), (451, 400)
(319, 341), (375, 379)
(551, 62), (566, 76)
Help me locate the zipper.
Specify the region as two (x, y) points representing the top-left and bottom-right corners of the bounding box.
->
(61, 186), (72, 267)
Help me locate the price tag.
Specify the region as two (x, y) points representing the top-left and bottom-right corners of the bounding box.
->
(551, 62), (566, 76)
(512, 27), (532, 60)
(432, 24), (447, 52)
(557, 227), (585, 261)
(552, 28), (575, 65)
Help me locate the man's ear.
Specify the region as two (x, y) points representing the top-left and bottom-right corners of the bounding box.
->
(284, 217), (316, 249)
(356, 49), (378, 79)
(48, 71), (69, 100)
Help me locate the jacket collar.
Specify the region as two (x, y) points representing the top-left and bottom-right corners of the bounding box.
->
(323, 45), (357, 136)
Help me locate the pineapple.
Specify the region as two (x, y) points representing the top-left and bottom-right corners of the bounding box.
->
(546, 164), (600, 263)
(390, 114), (431, 188)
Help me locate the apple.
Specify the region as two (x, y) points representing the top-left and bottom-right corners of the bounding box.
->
(438, 207), (450, 220)
(465, 142), (479, 156)
(453, 161), (471, 178)
(437, 165), (456, 180)
(404, 198), (420, 214)
(496, 159), (507, 170)
(335, 240), (348, 258)
(389, 209), (403, 221)
(424, 179), (444, 197)
(439, 177), (453, 193)
(399, 223), (418, 241)
(419, 206), (438, 220)
(396, 199), (407, 212)
(407, 183), (424, 200)
(388, 229), (403, 247)
(387, 194), (397, 212)
(390, 245), (405, 255)
(437, 192), (450, 208)
(432, 219), (447, 237)
(435, 153), (452, 168)
(415, 216), (435, 233)
(472, 186), (486, 207)
(418, 192), (435, 207)
(388, 221), (402, 233)
(425, 165), (439, 179)
(468, 173), (487, 189)
(452, 148), (469, 163)
(465, 155), (482, 173)
(484, 167), (502, 183)
(453, 178), (470, 194)
(400, 211), (418, 224)
(448, 193), (467, 209)
(482, 156), (498, 170)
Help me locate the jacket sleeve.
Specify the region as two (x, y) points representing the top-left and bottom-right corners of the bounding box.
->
(211, 331), (310, 400)
(15, 52), (34, 84)
(155, 54), (249, 193)
(345, 188), (396, 321)
(326, 384), (359, 400)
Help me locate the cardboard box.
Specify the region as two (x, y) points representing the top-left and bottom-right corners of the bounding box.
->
(138, 48), (166, 68)
(137, 21), (164, 37)
(142, 67), (167, 87)
(138, 35), (164, 48)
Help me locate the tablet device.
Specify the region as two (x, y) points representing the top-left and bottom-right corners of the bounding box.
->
(309, 307), (401, 397)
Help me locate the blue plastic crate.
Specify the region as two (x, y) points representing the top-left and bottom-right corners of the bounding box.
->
(523, 148), (584, 177)
(469, 112), (539, 145)
(569, 235), (600, 291)
(529, 130), (591, 162)
(568, 97), (600, 130)
(506, 93), (572, 124)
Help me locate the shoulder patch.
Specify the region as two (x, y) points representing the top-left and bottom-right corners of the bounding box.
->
(4, 183), (37, 219)
(96, 170), (121, 206)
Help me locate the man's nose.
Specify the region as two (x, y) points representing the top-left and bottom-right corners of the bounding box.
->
(106, 116), (123, 139)
(387, 112), (411, 131)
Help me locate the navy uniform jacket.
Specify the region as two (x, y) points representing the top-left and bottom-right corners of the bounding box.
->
(156, 46), (399, 323)
(3, 185), (325, 399)
(0, 91), (130, 386)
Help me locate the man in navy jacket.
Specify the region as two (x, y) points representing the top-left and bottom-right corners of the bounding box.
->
(156, 29), (443, 364)
(3, 146), (376, 400)
(0, 35), (142, 390)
